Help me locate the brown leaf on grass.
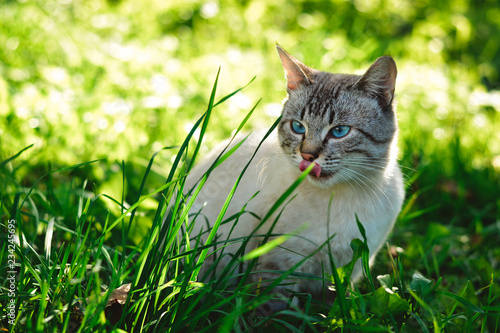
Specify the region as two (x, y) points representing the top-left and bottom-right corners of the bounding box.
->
(105, 283), (132, 325)
(81, 283), (132, 327)
(106, 283), (131, 305)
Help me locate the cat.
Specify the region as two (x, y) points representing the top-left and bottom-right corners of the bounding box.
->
(182, 45), (404, 312)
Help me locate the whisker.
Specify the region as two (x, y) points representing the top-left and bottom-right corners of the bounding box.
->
(398, 165), (418, 172)
(335, 170), (357, 193)
(338, 169), (374, 200)
(346, 156), (410, 166)
(345, 156), (391, 161)
(339, 168), (385, 206)
(343, 167), (394, 210)
(343, 159), (416, 186)
(343, 161), (388, 170)
(346, 156), (419, 172)
(348, 163), (413, 190)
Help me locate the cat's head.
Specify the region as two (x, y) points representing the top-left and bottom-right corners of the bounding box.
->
(276, 45), (399, 188)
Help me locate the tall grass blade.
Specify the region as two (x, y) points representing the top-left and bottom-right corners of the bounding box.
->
(44, 217), (55, 262)
(0, 143), (34, 168)
(436, 290), (485, 314)
(127, 146), (176, 228)
(355, 216), (375, 293)
(409, 311), (430, 333)
(189, 67), (227, 172)
(326, 195), (348, 322)
(241, 224), (307, 261)
(191, 114), (280, 277)
(408, 289), (440, 333)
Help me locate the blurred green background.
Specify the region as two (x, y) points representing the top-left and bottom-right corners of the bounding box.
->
(1, 0), (499, 277)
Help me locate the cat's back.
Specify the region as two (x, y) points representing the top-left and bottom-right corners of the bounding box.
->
(186, 130), (294, 224)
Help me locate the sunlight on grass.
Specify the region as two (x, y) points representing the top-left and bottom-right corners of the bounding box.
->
(1, 0), (499, 331)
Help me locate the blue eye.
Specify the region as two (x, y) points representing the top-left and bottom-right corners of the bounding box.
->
(291, 120), (306, 134)
(331, 125), (350, 138)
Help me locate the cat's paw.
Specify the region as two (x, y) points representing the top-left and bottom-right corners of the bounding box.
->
(254, 289), (298, 317)
(255, 298), (290, 317)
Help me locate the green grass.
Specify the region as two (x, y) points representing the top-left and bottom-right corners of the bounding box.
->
(1, 73), (499, 332)
(1, 0), (500, 332)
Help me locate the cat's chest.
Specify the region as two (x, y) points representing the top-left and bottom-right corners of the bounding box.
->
(249, 179), (371, 236)
(230, 137), (375, 222)
(190, 131), (393, 249)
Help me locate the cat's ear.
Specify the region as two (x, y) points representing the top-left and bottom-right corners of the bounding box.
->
(356, 56), (397, 105)
(276, 45), (313, 91)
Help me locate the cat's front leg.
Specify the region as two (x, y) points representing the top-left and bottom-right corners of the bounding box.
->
(250, 248), (331, 315)
(252, 259), (299, 316)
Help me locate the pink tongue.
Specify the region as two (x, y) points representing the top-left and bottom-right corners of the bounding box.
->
(299, 160), (322, 178)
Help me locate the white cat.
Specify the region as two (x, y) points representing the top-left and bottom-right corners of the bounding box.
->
(182, 45), (404, 309)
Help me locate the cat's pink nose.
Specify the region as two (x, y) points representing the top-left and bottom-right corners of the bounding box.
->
(301, 152), (317, 161)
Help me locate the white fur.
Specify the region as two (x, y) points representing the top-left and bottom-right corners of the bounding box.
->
(184, 129), (404, 296)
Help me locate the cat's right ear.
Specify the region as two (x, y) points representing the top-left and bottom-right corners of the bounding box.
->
(355, 56), (397, 106)
(276, 45), (313, 91)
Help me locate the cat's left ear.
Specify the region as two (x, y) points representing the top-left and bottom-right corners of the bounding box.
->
(276, 45), (313, 91)
(355, 56), (397, 105)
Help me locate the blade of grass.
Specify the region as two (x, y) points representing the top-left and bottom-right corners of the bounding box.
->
(154, 103), (262, 316)
(35, 280), (50, 332)
(436, 289), (485, 314)
(140, 70), (225, 289)
(356, 216), (376, 293)
(409, 311), (430, 333)
(326, 193), (348, 323)
(101, 179), (179, 237)
(44, 217), (55, 263)
(408, 289), (440, 333)
(192, 117), (281, 276)
(0, 143), (34, 169)
(17, 159), (101, 227)
(126, 70), (258, 330)
(242, 223), (308, 261)
(221, 232), (338, 331)
(127, 146), (177, 229)
(213, 76), (256, 108)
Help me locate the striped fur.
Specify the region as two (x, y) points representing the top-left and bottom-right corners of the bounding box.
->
(182, 46), (404, 312)
(277, 46), (398, 189)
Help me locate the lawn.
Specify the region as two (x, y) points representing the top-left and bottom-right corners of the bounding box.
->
(1, 0), (499, 332)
